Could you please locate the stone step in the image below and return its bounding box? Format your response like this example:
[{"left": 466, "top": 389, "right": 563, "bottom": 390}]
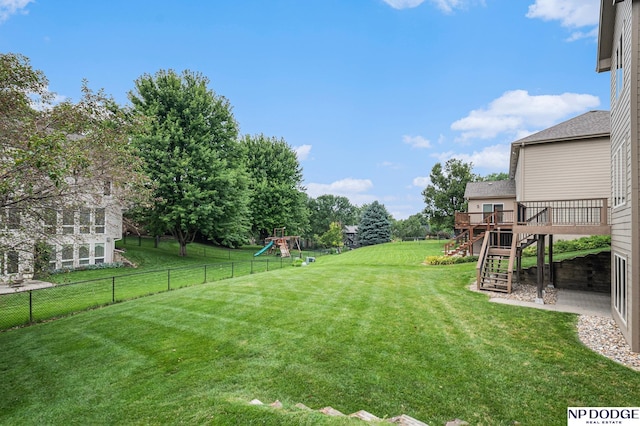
[{"left": 249, "top": 398, "right": 431, "bottom": 424}]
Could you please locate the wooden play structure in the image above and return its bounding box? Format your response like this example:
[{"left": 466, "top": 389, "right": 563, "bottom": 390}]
[{"left": 254, "top": 227, "right": 301, "bottom": 258}]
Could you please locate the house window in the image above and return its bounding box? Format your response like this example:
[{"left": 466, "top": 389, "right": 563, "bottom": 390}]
[
  {"left": 614, "top": 253, "right": 627, "bottom": 323},
  {"left": 7, "top": 208, "right": 20, "bottom": 230},
  {"left": 482, "top": 203, "right": 504, "bottom": 223},
  {"left": 79, "top": 244, "right": 90, "bottom": 266},
  {"left": 616, "top": 33, "right": 624, "bottom": 99},
  {"left": 613, "top": 143, "right": 627, "bottom": 208},
  {"left": 61, "top": 244, "right": 74, "bottom": 268},
  {"left": 94, "top": 243, "right": 105, "bottom": 264},
  {"left": 6, "top": 251, "right": 19, "bottom": 274},
  {"left": 79, "top": 208, "right": 91, "bottom": 234},
  {"left": 43, "top": 209, "right": 57, "bottom": 234},
  {"left": 94, "top": 208, "right": 105, "bottom": 234},
  {"left": 62, "top": 209, "right": 75, "bottom": 234},
  {"left": 47, "top": 244, "right": 57, "bottom": 271}
]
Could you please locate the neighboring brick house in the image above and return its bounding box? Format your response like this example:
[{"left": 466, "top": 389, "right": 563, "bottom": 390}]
[
  {"left": 597, "top": 0, "right": 640, "bottom": 351},
  {"left": 0, "top": 180, "right": 122, "bottom": 283}
]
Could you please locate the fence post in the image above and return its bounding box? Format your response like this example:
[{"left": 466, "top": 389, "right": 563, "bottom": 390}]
[
  {"left": 29, "top": 290, "right": 33, "bottom": 323},
  {"left": 251, "top": 260, "right": 253, "bottom": 274},
  {"left": 267, "top": 259, "right": 269, "bottom": 272},
  {"left": 204, "top": 265, "right": 207, "bottom": 283},
  {"left": 167, "top": 269, "right": 171, "bottom": 291},
  {"left": 231, "top": 262, "right": 234, "bottom": 278},
  {"left": 112, "top": 276, "right": 115, "bottom": 303}
]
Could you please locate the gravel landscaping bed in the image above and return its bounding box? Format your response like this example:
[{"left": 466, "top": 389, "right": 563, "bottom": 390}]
[{"left": 473, "top": 283, "right": 640, "bottom": 371}]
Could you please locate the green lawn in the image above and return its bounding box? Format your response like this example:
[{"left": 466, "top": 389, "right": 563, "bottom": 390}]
[{"left": 0, "top": 240, "right": 637, "bottom": 425}]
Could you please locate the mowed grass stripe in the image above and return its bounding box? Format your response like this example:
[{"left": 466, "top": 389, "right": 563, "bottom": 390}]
[{"left": 0, "top": 241, "right": 639, "bottom": 425}]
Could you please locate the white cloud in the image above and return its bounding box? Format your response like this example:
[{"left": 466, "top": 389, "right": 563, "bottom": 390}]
[
  {"left": 451, "top": 89, "right": 600, "bottom": 142},
  {"left": 380, "top": 161, "right": 404, "bottom": 170},
  {"left": 566, "top": 26, "right": 599, "bottom": 42},
  {"left": 432, "top": 143, "right": 511, "bottom": 171},
  {"left": 403, "top": 135, "right": 432, "bottom": 149},
  {"left": 293, "top": 144, "right": 312, "bottom": 161},
  {"left": 526, "top": 0, "right": 599, "bottom": 28},
  {"left": 306, "top": 178, "right": 375, "bottom": 206},
  {"left": 412, "top": 176, "right": 431, "bottom": 187},
  {"left": 382, "top": 0, "right": 426, "bottom": 10},
  {"left": 383, "top": 0, "right": 481, "bottom": 13},
  {"left": 0, "top": 0, "right": 34, "bottom": 23}
]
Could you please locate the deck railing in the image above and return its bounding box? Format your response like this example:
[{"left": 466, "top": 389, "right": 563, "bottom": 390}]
[
  {"left": 455, "top": 210, "right": 515, "bottom": 227},
  {"left": 516, "top": 198, "right": 610, "bottom": 227}
]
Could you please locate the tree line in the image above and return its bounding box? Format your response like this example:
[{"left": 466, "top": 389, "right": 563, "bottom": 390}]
[{"left": 1, "top": 53, "right": 500, "bottom": 257}]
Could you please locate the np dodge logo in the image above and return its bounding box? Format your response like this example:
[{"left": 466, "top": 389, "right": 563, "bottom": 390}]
[{"left": 568, "top": 408, "right": 640, "bottom": 425}]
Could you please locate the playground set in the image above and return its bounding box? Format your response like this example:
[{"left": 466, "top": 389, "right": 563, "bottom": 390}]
[{"left": 254, "top": 227, "right": 301, "bottom": 258}]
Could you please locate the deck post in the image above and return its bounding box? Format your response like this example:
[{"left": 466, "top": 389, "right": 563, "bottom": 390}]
[
  {"left": 536, "top": 234, "right": 545, "bottom": 302},
  {"left": 548, "top": 235, "right": 554, "bottom": 287}
]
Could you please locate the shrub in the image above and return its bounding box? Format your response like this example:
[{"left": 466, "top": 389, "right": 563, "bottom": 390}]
[
  {"left": 291, "top": 258, "right": 305, "bottom": 267},
  {"left": 424, "top": 255, "right": 478, "bottom": 265},
  {"left": 521, "top": 235, "right": 611, "bottom": 257}
]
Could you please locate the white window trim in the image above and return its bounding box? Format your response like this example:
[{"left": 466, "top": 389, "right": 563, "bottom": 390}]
[{"left": 613, "top": 253, "right": 627, "bottom": 324}]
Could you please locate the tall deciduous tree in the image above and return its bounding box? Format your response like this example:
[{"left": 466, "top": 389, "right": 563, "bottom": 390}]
[
  {"left": 392, "top": 213, "right": 429, "bottom": 240},
  {"left": 0, "top": 53, "right": 148, "bottom": 255},
  {"left": 240, "top": 134, "right": 308, "bottom": 240},
  {"left": 129, "top": 69, "right": 250, "bottom": 255},
  {"left": 317, "top": 221, "right": 345, "bottom": 251},
  {"left": 422, "top": 159, "right": 478, "bottom": 231},
  {"left": 306, "top": 194, "right": 359, "bottom": 239},
  {"left": 357, "top": 201, "right": 391, "bottom": 246}
]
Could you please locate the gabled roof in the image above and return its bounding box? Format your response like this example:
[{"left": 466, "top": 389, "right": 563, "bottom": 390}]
[
  {"left": 509, "top": 110, "right": 610, "bottom": 178},
  {"left": 344, "top": 225, "right": 358, "bottom": 234},
  {"left": 464, "top": 180, "right": 515, "bottom": 200}
]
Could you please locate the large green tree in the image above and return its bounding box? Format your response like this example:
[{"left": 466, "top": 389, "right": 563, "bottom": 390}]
[
  {"left": 357, "top": 201, "right": 392, "bottom": 246},
  {"left": 317, "top": 221, "right": 345, "bottom": 251},
  {"left": 422, "top": 159, "right": 478, "bottom": 231},
  {"left": 129, "top": 69, "right": 250, "bottom": 255},
  {"left": 392, "top": 213, "right": 429, "bottom": 240},
  {"left": 0, "top": 53, "right": 147, "bottom": 255},
  {"left": 306, "top": 194, "right": 360, "bottom": 239},
  {"left": 240, "top": 134, "right": 308, "bottom": 241}
]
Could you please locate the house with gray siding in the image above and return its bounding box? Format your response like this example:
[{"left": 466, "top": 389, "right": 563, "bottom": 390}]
[{"left": 597, "top": 0, "right": 640, "bottom": 351}]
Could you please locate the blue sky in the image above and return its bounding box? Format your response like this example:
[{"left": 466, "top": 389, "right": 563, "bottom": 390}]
[{"left": 1, "top": 0, "right": 608, "bottom": 219}]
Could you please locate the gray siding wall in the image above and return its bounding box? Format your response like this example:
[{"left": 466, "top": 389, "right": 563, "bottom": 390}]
[{"left": 610, "top": 0, "right": 637, "bottom": 349}]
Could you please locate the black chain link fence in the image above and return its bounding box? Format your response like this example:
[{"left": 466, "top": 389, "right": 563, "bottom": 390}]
[{"left": 0, "top": 255, "right": 323, "bottom": 331}]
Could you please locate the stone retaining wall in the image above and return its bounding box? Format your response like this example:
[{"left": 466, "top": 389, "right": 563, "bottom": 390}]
[{"left": 518, "top": 251, "right": 611, "bottom": 293}]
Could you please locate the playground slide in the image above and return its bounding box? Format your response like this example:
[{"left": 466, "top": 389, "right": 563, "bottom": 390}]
[{"left": 253, "top": 240, "right": 274, "bottom": 257}]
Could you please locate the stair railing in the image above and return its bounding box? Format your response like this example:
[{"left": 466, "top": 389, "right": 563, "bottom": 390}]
[{"left": 476, "top": 231, "right": 491, "bottom": 290}]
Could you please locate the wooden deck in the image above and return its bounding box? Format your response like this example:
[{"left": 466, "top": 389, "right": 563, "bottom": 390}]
[{"left": 455, "top": 198, "right": 610, "bottom": 236}]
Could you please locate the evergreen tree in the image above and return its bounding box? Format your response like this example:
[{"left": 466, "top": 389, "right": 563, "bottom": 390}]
[{"left": 357, "top": 201, "right": 392, "bottom": 246}]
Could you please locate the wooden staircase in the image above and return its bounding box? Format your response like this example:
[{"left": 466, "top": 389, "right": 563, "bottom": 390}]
[
  {"left": 445, "top": 211, "right": 504, "bottom": 256},
  {"left": 476, "top": 232, "right": 541, "bottom": 293},
  {"left": 478, "top": 247, "right": 511, "bottom": 291}
]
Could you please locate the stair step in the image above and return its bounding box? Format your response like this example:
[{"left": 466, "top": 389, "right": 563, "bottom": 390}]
[
  {"left": 388, "top": 414, "right": 430, "bottom": 425},
  {"left": 250, "top": 399, "right": 432, "bottom": 424},
  {"left": 319, "top": 406, "right": 344, "bottom": 416},
  {"left": 349, "top": 410, "right": 381, "bottom": 421}
]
